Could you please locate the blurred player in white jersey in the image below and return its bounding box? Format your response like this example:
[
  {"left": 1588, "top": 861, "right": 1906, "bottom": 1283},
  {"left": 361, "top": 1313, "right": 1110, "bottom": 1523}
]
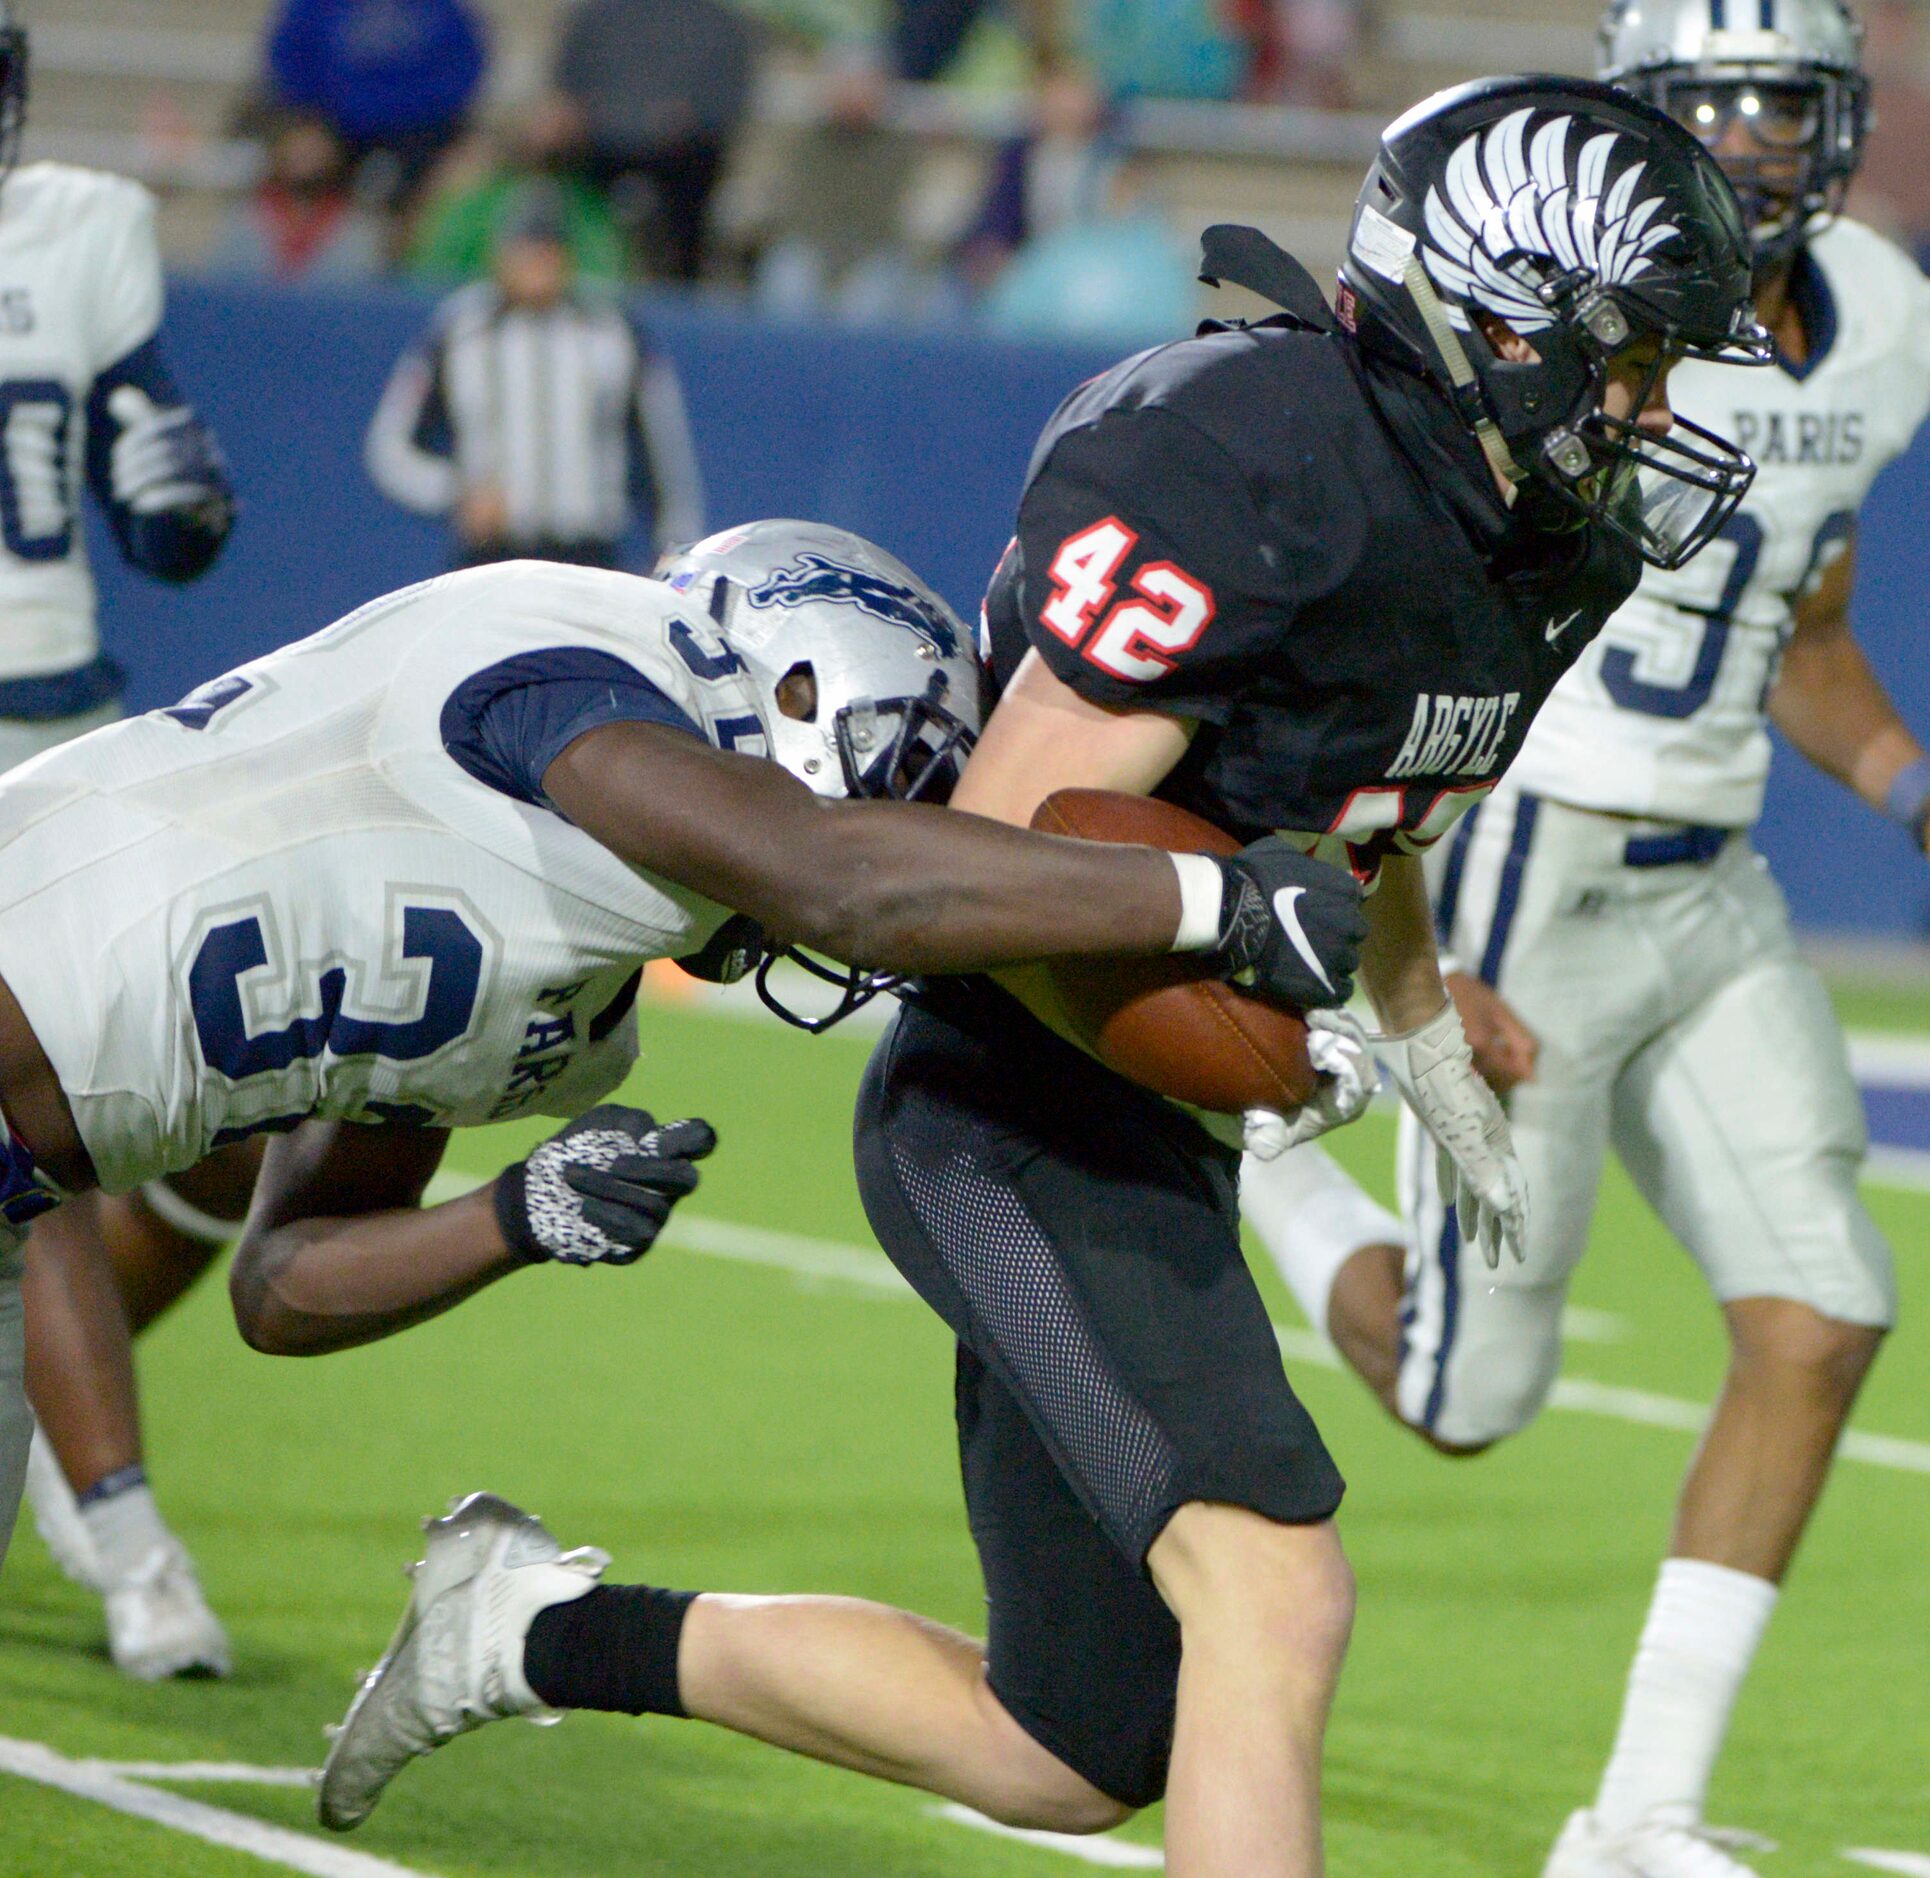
[
  {"left": 1248, "top": 3, "right": 1930, "bottom": 1871},
  {"left": 0, "top": 523, "right": 1347, "bottom": 1635},
  {"left": 0, "top": 0, "right": 251, "bottom": 1681}
]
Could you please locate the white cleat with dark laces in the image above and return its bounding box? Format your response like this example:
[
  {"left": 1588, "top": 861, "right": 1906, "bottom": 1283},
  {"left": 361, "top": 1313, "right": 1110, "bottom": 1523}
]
[
  {"left": 1545, "top": 1809, "right": 1772, "bottom": 1877},
  {"left": 317, "top": 1492, "right": 607, "bottom": 1832}
]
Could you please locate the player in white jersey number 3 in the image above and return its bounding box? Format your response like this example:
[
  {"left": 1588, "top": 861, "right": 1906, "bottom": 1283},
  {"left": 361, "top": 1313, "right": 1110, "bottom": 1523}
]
[
  {"left": 1248, "top": 3, "right": 1930, "bottom": 1872},
  {"left": 0, "top": 522, "right": 1372, "bottom": 1584}
]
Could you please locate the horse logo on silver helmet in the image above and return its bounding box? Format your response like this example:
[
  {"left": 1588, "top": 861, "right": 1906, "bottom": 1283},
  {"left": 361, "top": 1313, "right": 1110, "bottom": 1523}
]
[{"left": 745, "top": 554, "right": 962, "bottom": 660}]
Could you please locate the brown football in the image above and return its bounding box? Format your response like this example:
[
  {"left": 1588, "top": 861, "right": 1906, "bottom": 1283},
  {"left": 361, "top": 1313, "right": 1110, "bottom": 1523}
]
[{"left": 1026, "top": 789, "right": 1316, "bottom": 1115}]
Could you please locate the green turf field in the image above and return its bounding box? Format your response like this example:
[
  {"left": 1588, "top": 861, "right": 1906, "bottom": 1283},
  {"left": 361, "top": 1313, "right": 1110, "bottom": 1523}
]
[{"left": 2, "top": 981, "right": 1926, "bottom": 1877}]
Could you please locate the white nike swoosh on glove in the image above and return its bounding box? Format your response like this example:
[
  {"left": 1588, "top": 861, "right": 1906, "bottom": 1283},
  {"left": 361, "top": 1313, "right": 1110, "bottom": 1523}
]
[{"left": 1271, "top": 886, "right": 1334, "bottom": 994}]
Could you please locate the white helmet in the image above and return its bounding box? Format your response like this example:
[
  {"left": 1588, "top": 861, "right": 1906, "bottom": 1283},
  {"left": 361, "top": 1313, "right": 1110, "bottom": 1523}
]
[
  {"left": 659, "top": 519, "right": 979, "bottom": 805},
  {"left": 1599, "top": 0, "right": 1869, "bottom": 262},
  {"left": 656, "top": 520, "right": 982, "bottom": 1030}
]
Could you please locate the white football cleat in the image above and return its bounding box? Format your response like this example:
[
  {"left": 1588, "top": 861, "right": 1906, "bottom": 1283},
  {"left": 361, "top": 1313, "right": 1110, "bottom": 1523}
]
[
  {"left": 23, "top": 1425, "right": 102, "bottom": 1591},
  {"left": 1545, "top": 1810, "right": 1766, "bottom": 1877},
  {"left": 318, "top": 1491, "right": 607, "bottom": 1832},
  {"left": 105, "top": 1538, "right": 232, "bottom": 1681}
]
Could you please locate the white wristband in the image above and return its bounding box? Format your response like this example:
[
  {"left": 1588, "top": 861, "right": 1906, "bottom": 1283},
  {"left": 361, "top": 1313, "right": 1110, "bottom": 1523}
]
[{"left": 1170, "top": 852, "right": 1227, "bottom": 952}]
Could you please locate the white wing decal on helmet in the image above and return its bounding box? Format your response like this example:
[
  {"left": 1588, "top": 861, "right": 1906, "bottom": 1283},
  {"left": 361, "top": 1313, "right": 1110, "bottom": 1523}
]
[{"left": 1420, "top": 109, "right": 1680, "bottom": 330}]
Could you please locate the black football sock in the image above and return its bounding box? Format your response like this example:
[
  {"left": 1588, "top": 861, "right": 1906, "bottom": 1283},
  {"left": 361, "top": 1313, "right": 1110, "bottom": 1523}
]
[{"left": 522, "top": 1583, "right": 698, "bottom": 1717}]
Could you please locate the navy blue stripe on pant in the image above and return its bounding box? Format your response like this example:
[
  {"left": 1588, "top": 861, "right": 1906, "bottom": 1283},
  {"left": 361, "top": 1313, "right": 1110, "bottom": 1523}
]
[
  {"left": 1422, "top": 1209, "right": 1462, "bottom": 1433},
  {"left": 1477, "top": 793, "right": 1540, "bottom": 987},
  {"left": 1433, "top": 798, "right": 1483, "bottom": 946}
]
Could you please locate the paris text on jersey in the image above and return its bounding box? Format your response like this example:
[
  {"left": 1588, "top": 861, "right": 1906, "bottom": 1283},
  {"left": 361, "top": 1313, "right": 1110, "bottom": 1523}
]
[{"left": 1729, "top": 407, "right": 1862, "bottom": 466}]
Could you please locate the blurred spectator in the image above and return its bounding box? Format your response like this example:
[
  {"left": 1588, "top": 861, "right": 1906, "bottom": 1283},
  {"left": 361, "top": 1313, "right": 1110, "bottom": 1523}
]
[
  {"left": 957, "top": 66, "right": 1120, "bottom": 293},
  {"left": 265, "top": 0, "right": 487, "bottom": 209},
  {"left": 206, "top": 114, "right": 383, "bottom": 282},
  {"left": 552, "top": 0, "right": 756, "bottom": 281},
  {"left": 890, "top": 0, "right": 1070, "bottom": 79},
  {"left": 1069, "top": 0, "right": 1355, "bottom": 102},
  {"left": 751, "top": 50, "right": 916, "bottom": 319},
  {"left": 1849, "top": 0, "right": 1930, "bottom": 264},
  {"left": 1080, "top": 0, "right": 1248, "bottom": 99},
  {"left": 366, "top": 184, "right": 704, "bottom": 569},
  {"left": 978, "top": 160, "right": 1194, "bottom": 346},
  {"left": 409, "top": 97, "right": 625, "bottom": 284},
  {"left": 1236, "top": 0, "right": 1358, "bottom": 106}
]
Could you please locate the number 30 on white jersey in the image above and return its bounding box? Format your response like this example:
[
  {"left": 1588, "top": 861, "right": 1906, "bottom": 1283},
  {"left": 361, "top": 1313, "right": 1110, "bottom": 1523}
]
[{"left": 1510, "top": 218, "right": 1930, "bottom": 827}]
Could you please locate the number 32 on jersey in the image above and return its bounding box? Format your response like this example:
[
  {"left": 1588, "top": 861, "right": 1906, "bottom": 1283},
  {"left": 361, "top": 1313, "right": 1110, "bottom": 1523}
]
[{"left": 1040, "top": 517, "right": 1216, "bottom": 682}]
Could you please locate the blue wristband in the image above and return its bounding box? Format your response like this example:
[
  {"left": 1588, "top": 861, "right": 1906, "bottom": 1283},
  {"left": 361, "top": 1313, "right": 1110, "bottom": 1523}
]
[{"left": 1884, "top": 755, "right": 1930, "bottom": 842}]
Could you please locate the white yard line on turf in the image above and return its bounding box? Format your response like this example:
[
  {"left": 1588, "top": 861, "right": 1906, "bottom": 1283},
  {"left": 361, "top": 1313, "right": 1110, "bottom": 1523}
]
[
  {"left": 659, "top": 1212, "right": 1930, "bottom": 1478},
  {"left": 87, "top": 1760, "right": 318, "bottom": 1787},
  {"left": 1844, "top": 1853, "right": 1930, "bottom": 1876},
  {"left": 420, "top": 1177, "right": 1930, "bottom": 1471},
  {"left": 935, "top": 1804, "right": 1165, "bottom": 1868},
  {"left": 0, "top": 1735, "right": 432, "bottom": 1878}
]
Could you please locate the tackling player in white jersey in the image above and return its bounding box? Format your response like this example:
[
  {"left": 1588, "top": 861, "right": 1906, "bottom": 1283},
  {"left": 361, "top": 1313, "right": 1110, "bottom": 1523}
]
[
  {"left": 0, "top": 523, "right": 1364, "bottom": 1597},
  {"left": 1248, "top": 3, "right": 1930, "bottom": 1872},
  {"left": 0, "top": 0, "right": 250, "bottom": 1681}
]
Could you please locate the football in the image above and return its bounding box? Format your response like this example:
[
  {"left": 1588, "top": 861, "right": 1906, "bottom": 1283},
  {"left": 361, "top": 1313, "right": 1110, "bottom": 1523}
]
[{"left": 1026, "top": 789, "right": 1317, "bottom": 1115}]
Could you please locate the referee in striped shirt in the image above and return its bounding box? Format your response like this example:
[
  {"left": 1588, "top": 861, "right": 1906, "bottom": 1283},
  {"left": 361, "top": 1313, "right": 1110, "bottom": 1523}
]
[{"left": 366, "top": 183, "right": 704, "bottom": 568}]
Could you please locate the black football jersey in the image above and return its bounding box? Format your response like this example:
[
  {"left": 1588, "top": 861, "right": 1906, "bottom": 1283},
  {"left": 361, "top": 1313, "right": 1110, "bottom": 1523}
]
[{"left": 981, "top": 316, "right": 1643, "bottom": 881}]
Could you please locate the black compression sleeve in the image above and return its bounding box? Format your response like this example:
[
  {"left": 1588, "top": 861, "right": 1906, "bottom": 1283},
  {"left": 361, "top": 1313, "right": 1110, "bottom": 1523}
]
[{"left": 523, "top": 1583, "right": 699, "bottom": 1717}]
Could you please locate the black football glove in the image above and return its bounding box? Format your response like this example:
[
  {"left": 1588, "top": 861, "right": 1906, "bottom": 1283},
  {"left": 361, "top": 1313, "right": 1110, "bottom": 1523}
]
[
  {"left": 1211, "top": 838, "right": 1367, "bottom": 1008},
  {"left": 494, "top": 1105, "right": 717, "bottom": 1266}
]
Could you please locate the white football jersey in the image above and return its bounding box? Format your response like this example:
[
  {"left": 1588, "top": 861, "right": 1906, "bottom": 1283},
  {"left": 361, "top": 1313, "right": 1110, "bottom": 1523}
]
[
  {"left": 1509, "top": 219, "right": 1930, "bottom": 826},
  {"left": 0, "top": 163, "right": 166, "bottom": 682},
  {"left": 0, "top": 561, "right": 770, "bottom": 1192}
]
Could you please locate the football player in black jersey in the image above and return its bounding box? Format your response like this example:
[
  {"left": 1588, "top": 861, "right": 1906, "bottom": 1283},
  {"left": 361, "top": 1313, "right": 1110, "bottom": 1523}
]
[{"left": 311, "top": 78, "right": 1769, "bottom": 1875}]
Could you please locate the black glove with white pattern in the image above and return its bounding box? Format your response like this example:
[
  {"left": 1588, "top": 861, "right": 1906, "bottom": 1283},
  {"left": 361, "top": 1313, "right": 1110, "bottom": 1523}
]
[
  {"left": 495, "top": 1105, "right": 717, "bottom": 1266},
  {"left": 1212, "top": 838, "right": 1367, "bottom": 1009}
]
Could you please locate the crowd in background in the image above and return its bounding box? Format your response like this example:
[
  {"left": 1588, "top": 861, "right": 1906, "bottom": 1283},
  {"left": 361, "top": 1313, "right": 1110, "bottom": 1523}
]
[
  {"left": 200, "top": 0, "right": 1381, "bottom": 343},
  {"left": 199, "top": 0, "right": 1930, "bottom": 341}
]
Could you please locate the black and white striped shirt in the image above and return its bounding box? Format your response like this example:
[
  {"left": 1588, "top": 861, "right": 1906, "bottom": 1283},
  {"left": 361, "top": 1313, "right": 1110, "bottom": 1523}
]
[{"left": 365, "top": 282, "right": 704, "bottom": 553}]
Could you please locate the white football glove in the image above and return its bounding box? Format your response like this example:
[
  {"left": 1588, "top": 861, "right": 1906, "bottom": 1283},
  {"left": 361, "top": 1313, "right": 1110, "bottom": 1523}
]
[
  {"left": 107, "top": 385, "right": 228, "bottom": 516},
  {"left": 1373, "top": 1000, "right": 1526, "bottom": 1269},
  {"left": 1242, "top": 1007, "right": 1380, "bottom": 1161}
]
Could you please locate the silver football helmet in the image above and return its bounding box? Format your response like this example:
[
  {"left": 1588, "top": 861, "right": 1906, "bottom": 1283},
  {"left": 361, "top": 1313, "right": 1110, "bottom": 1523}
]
[
  {"left": 656, "top": 519, "right": 981, "bottom": 1029},
  {"left": 1600, "top": 0, "right": 1869, "bottom": 262}
]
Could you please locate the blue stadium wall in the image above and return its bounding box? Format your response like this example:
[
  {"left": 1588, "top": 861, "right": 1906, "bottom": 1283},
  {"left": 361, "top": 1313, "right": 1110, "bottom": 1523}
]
[{"left": 94, "top": 276, "right": 1930, "bottom": 939}]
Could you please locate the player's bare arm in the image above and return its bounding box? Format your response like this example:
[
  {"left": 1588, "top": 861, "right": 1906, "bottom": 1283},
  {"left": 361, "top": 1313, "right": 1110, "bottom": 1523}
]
[
  {"left": 549, "top": 678, "right": 1357, "bottom": 1003},
  {"left": 0, "top": 971, "right": 96, "bottom": 1194},
  {"left": 230, "top": 1106, "right": 715, "bottom": 1356},
  {"left": 1355, "top": 856, "right": 1448, "bottom": 1033},
  {"left": 546, "top": 707, "right": 1191, "bottom": 971},
  {"left": 228, "top": 1122, "right": 469, "bottom": 1355},
  {"left": 947, "top": 648, "right": 1196, "bottom": 824},
  {"left": 1767, "top": 534, "right": 1930, "bottom": 852}
]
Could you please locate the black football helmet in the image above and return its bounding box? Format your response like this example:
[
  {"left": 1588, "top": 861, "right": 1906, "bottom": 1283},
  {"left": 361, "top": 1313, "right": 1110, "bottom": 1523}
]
[
  {"left": 1337, "top": 75, "right": 1773, "bottom": 570},
  {"left": 0, "top": 3, "right": 25, "bottom": 184},
  {"left": 1600, "top": 0, "right": 1869, "bottom": 266}
]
